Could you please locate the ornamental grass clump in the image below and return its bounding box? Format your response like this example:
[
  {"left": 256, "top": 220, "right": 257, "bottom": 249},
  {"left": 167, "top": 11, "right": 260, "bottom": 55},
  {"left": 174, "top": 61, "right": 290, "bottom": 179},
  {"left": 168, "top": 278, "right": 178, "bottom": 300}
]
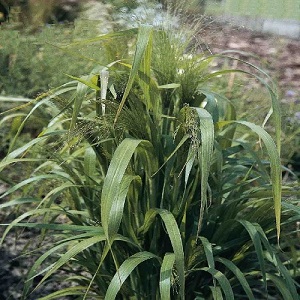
[{"left": 0, "top": 24, "right": 299, "bottom": 299}]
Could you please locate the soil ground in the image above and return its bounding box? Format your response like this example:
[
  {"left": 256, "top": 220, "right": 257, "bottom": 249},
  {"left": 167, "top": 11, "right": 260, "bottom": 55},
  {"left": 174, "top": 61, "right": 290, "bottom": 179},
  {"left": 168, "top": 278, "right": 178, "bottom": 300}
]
[{"left": 201, "top": 21, "right": 300, "bottom": 98}]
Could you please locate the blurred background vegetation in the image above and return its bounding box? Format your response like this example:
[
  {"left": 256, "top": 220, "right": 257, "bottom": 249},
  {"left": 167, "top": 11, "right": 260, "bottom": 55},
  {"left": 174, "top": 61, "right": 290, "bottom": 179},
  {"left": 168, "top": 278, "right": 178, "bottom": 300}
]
[{"left": 0, "top": 0, "right": 299, "bottom": 97}]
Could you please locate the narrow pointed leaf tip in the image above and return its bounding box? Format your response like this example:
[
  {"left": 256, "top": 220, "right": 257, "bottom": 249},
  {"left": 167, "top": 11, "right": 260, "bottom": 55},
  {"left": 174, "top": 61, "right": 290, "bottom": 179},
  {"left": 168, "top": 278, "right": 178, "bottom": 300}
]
[
  {"left": 217, "top": 120, "right": 282, "bottom": 240},
  {"left": 114, "top": 25, "right": 153, "bottom": 123},
  {"left": 105, "top": 252, "right": 158, "bottom": 300}
]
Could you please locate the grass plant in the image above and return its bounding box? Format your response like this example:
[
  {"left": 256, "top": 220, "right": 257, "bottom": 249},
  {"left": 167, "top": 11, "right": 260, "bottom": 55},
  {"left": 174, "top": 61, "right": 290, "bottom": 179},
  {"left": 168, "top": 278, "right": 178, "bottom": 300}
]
[{"left": 0, "top": 24, "right": 299, "bottom": 299}]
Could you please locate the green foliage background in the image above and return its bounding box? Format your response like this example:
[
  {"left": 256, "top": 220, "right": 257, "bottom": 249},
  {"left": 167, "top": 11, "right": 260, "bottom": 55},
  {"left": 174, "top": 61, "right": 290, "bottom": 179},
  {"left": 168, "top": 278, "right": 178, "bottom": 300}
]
[{"left": 0, "top": 24, "right": 100, "bottom": 97}]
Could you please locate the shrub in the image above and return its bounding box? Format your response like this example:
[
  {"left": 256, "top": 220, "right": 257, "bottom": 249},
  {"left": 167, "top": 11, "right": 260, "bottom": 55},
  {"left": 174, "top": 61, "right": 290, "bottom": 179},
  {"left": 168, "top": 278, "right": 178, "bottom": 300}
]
[{"left": 0, "top": 24, "right": 299, "bottom": 299}]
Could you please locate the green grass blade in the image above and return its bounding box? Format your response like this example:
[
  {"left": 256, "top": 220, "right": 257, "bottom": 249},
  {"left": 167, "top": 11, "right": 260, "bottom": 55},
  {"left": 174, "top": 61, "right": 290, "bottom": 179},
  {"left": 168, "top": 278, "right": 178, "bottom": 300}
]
[
  {"left": 38, "top": 286, "right": 89, "bottom": 300},
  {"left": 204, "top": 61, "right": 281, "bottom": 152},
  {"left": 199, "top": 236, "right": 215, "bottom": 269},
  {"left": 210, "top": 286, "right": 224, "bottom": 300},
  {"left": 152, "top": 134, "right": 190, "bottom": 177},
  {"left": 36, "top": 235, "right": 106, "bottom": 289},
  {"left": 137, "top": 25, "right": 152, "bottom": 111},
  {"left": 0, "top": 113, "right": 27, "bottom": 128},
  {"left": 184, "top": 145, "right": 196, "bottom": 189},
  {"left": 84, "top": 147, "right": 96, "bottom": 184},
  {"left": 7, "top": 87, "right": 75, "bottom": 153},
  {"left": 0, "top": 208, "right": 64, "bottom": 244},
  {"left": 104, "top": 251, "right": 158, "bottom": 300},
  {"left": 229, "top": 55, "right": 281, "bottom": 152},
  {"left": 238, "top": 220, "right": 267, "bottom": 289},
  {"left": 138, "top": 208, "right": 185, "bottom": 298},
  {"left": 5, "top": 136, "right": 47, "bottom": 160},
  {"left": 193, "top": 108, "right": 214, "bottom": 237},
  {"left": 156, "top": 209, "right": 185, "bottom": 299},
  {"left": 23, "top": 237, "right": 90, "bottom": 297},
  {"left": 0, "top": 174, "right": 66, "bottom": 199},
  {"left": 63, "top": 28, "right": 138, "bottom": 48},
  {"left": 0, "top": 158, "right": 45, "bottom": 171},
  {"left": 160, "top": 253, "right": 175, "bottom": 300},
  {"left": 0, "top": 197, "right": 40, "bottom": 209},
  {"left": 158, "top": 83, "right": 181, "bottom": 89},
  {"left": 216, "top": 257, "right": 255, "bottom": 300},
  {"left": 70, "top": 77, "right": 90, "bottom": 130},
  {"left": 66, "top": 74, "right": 100, "bottom": 91},
  {"left": 202, "top": 267, "right": 235, "bottom": 300},
  {"left": 114, "top": 25, "right": 153, "bottom": 123},
  {"left": 255, "top": 225, "right": 299, "bottom": 299},
  {"left": 138, "top": 209, "right": 158, "bottom": 234},
  {"left": 101, "top": 138, "right": 143, "bottom": 238},
  {"left": 282, "top": 201, "right": 300, "bottom": 215},
  {"left": 218, "top": 120, "right": 282, "bottom": 240},
  {"left": 23, "top": 230, "right": 108, "bottom": 298},
  {"left": 108, "top": 174, "right": 140, "bottom": 237},
  {"left": 1, "top": 125, "right": 66, "bottom": 170},
  {"left": 5, "top": 222, "right": 104, "bottom": 233},
  {"left": 237, "top": 121, "right": 282, "bottom": 241},
  {"left": 267, "top": 274, "right": 295, "bottom": 300}
]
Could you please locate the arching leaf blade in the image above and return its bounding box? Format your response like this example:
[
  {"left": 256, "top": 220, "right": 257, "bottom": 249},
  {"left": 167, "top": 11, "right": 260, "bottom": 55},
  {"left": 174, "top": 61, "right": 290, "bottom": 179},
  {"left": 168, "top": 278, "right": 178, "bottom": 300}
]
[
  {"left": 193, "top": 108, "right": 214, "bottom": 236},
  {"left": 101, "top": 138, "right": 143, "bottom": 239},
  {"left": 217, "top": 120, "right": 282, "bottom": 240},
  {"left": 160, "top": 253, "right": 175, "bottom": 300},
  {"left": 114, "top": 25, "right": 153, "bottom": 123},
  {"left": 104, "top": 251, "right": 158, "bottom": 300},
  {"left": 216, "top": 257, "right": 255, "bottom": 300},
  {"left": 202, "top": 267, "right": 235, "bottom": 300}
]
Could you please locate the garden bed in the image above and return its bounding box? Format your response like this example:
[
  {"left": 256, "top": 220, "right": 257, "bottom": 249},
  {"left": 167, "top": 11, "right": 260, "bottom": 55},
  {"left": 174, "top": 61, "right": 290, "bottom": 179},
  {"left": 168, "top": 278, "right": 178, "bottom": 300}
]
[{"left": 0, "top": 20, "right": 299, "bottom": 299}]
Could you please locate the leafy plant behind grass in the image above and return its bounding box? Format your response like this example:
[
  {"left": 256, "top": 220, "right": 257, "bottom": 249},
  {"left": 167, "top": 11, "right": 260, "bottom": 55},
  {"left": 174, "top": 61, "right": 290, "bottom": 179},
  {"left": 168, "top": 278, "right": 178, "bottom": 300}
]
[
  {"left": 1, "top": 24, "right": 300, "bottom": 299},
  {"left": 0, "top": 23, "right": 104, "bottom": 98}
]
